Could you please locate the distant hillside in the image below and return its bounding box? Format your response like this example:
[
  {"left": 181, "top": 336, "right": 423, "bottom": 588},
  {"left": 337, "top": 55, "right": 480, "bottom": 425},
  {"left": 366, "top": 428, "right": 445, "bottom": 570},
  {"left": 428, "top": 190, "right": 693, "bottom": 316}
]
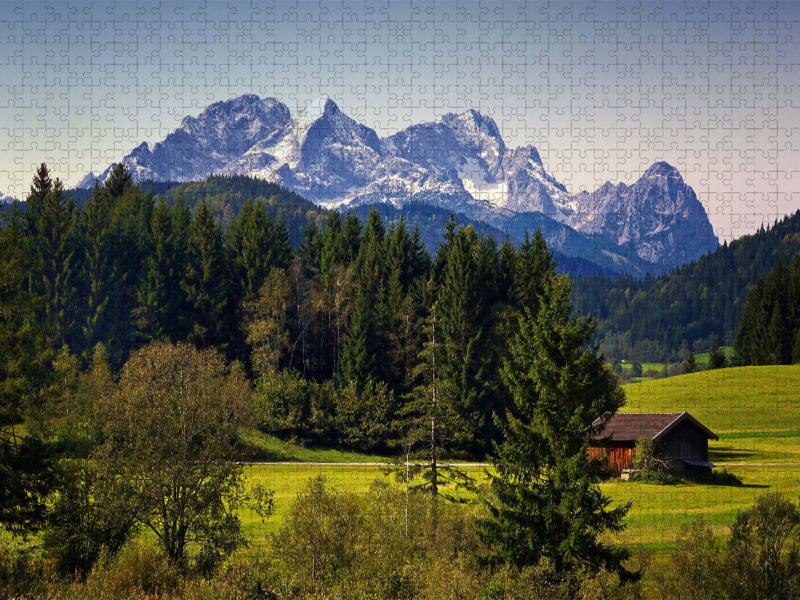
[
  {"left": 574, "top": 210, "right": 800, "bottom": 362},
  {"left": 102, "top": 175, "right": 621, "bottom": 278},
  {"left": 352, "top": 203, "right": 622, "bottom": 279},
  {"left": 154, "top": 175, "right": 328, "bottom": 248}
]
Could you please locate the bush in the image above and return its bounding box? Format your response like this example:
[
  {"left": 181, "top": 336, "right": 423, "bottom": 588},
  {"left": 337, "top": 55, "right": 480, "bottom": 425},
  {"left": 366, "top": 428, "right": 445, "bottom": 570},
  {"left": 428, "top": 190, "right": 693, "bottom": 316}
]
[
  {"left": 486, "top": 559, "right": 644, "bottom": 600},
  {"left": 333, "top": 379, "right": 397, "bottom": 452},
  {"left": 0, "top": 539, "right": 53, "bottom": 599},
  {"left": 253, "top": 370, "right": 336, "bottom": 444},
  {"left": 727, "top": 493, "right": 800, "bottom": 599},
  {"left": 627, "top": 470, "right": 680, "bottom": 485},
  {"left": 649, "top": 519, "right": 726, "bottom": 599},
  {"left": 647, "top": 495, "right": 800, "bottom": 600},
  {"left": 632, "top": 436, "right": 674, "bottom": 476},
  {"left": 44, "top": 464, "right": 135, "bottom": 577},
  {"left": 85, "top": 539, "right": 180, "bottom": 597},
  {"left": 271, "top": 476, "right": 482, "bottom": 598}
]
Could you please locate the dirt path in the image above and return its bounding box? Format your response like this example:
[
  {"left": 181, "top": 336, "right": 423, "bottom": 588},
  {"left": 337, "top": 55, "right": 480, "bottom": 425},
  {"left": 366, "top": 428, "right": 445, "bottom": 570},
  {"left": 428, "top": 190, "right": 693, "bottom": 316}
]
[{"left": 240, "top": 462, "right": 492, "bottom": 467}]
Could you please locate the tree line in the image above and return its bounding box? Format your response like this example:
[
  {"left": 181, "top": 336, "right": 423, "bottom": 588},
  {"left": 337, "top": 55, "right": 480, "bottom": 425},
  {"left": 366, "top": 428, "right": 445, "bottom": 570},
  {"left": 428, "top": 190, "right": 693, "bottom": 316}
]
[
  {"left": 733, "top": 255, "right": 800, "bottom": 366},
  {"left": 2, "top": 162, "right": 640, "bottom": 596},
  {"left": 573, "top": 210, "right": 800, "bottom": 362},
  {"left": 2, "top": 163, "right": 580, "bottom": 458}
]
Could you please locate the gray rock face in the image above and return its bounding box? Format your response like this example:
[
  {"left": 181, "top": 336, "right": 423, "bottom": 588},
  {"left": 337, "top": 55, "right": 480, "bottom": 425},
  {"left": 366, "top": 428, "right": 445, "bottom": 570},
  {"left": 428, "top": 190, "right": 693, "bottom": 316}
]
[
  {"left": 569, "top": 162, "right": 718, "bottom": 267},
  {"left": 91, "top": 95, "right": 719, "bottom": 269}
]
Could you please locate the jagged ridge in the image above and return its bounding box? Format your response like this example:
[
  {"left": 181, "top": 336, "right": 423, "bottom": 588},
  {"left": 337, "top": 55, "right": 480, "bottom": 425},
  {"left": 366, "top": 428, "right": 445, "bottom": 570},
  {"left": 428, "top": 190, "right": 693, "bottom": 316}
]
[{"left": 89, "top": 94, "right": 719, "bottom": 270}]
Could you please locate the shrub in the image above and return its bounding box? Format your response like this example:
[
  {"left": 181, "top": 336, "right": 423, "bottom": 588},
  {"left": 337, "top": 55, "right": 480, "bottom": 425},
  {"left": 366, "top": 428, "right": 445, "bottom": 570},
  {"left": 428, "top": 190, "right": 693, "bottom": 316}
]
[
  {"left": 85, "top": 539, "right": 180, "bottom": 597},
  {"left": 0, "top": 539, "right": 53, "bottom": 599},
  {"left": 649, "top": 519, "right": 726, "bottom": 599},
  {"left": 44, "top": 464, "right": 134, "bottom": 577},
  {"left": 632, "top": 436, "right": 674, "bottom": 476},
  {"left": 727, "top": 493, "right": 800, "bottom": 599},
  {"left": 271, "top": 476, "right": 482, "bottom": 598},
  {"left": 253, "top": 369, "right": 336, "bottom": 444},
  {"left": 333, "top": 379, "right": 397, "bottom": 452}
]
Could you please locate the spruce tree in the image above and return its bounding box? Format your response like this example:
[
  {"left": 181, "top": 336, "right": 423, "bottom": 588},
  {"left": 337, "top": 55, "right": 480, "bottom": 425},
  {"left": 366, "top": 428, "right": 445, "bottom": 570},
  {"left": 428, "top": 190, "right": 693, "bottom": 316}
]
[
  {"left": 477, "top": 274, "right": 632, "bottom": 580},
  {"left": 24, "top": 170, "right": 77, "bottom": 350},
  {"left": 396, "top": 303, "right": 471, "bottom": 499},
  {"left": 136, "top": 201, "right": 188, "bottom": 343},
  {"left": 683, "top": 351, "right": 698, "bottom": 374},
  {"left": 182, "top": 202, "right": 229, "bottom": 350},
  {"left": 338, "top": 291, "right": 377, "bottom": 387},
  {"left": 272, "top": 217, "right": 293, "bottom": 270},
  {"left": 707, "top": 337, "right": 728, "bottom": 370},
  {"left": 513, "top": 229, "right": 556, "bottom": 314},
  {"left": 436, "top": 225, "right": 492, "bottom": 454},
  {"left": 226, "top": 199, "right": 275, "bottom": 300}
]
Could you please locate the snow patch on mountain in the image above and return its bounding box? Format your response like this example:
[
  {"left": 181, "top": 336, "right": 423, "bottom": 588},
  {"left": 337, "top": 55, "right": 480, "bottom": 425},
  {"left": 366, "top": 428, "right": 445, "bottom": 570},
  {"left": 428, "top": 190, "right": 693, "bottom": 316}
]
[{"left": 86, "top": 94, "right": 719, "bottom": 269}]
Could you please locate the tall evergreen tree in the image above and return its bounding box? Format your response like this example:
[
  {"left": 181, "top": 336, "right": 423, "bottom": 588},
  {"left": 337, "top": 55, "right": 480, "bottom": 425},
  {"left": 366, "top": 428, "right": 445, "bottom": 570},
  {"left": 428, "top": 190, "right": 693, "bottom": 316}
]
[
  {"left": 226, "top": 199, "right": 275, "bottom": 300},
  {"left": 0, "top": 204, "right": 56, "bottom": 535},
  {"left": 683, "top": 352, "right": 698, "bottom": 374},
  {"left": 338, "top": 291, "right": 378, "bottom": 387},
  {"left": 397, "top": 303, "right": 472, "bottom": 499},
  {"left": 24, "top": 169, "right": 78, "bottom": 349},
  {"left": 707, "top": 336, "right": 727, "bottom": 370},
  {"left": 514, "top": 229, "right": 556, "bottom": 315},
  {"left": 182, "top": 202, "right": 229, "bottom": 350},
  {"left": 136, "top": 201, "right": 188, "bottom": 343},
  {"left": 436, "top": 225, "right": 494, "bottom": 454},
  {"left": 477, "top": 274, "right": 632, "bottom": 580}
]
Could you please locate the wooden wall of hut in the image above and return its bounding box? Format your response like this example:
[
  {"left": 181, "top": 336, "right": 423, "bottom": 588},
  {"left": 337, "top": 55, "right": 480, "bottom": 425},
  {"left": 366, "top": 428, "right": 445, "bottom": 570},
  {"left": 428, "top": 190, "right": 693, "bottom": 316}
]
[{"left": 588, "top": 446, "right": 634, "bottom": 477}]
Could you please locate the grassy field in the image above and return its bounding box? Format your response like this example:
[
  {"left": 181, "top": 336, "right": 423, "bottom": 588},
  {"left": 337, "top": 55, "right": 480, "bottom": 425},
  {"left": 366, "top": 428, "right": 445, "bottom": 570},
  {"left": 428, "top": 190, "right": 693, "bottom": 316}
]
[
  {"left": 236, "top": 365, "right": 800, "bottom": 555},
  {"left": 619, "top": 347, "right": 734, "bottom": 382},
  {"left": 237, "top": 461, "right": 799, "bottom": 556},
  {"left": 622, "top": 364, "right": 800, "bottom": 464}
]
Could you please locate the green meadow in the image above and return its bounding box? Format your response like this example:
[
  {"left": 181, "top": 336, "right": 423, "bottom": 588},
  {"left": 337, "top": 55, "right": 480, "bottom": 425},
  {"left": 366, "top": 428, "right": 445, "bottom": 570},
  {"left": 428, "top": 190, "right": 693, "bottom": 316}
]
[
  {"left": 622, "top": 364, "right": 800, "bottom": 464},
  {"left": 237, "top": 365, "right": 800, "bottom": 554}
]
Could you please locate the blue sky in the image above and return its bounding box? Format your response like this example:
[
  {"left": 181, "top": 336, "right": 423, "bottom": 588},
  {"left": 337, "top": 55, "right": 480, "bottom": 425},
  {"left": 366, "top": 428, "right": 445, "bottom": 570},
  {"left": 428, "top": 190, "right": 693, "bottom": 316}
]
[{"left": 1, "top": 0, "right": 798, "bottom": 239}]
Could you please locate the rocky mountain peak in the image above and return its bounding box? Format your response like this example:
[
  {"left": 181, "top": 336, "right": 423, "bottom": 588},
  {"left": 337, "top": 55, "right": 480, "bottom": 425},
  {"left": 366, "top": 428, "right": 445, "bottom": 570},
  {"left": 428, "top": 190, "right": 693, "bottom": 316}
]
[
  {"left": 85, "top": 93, "right": 719, "bottom": 270},
  {"left": 643, "top": 161, "right": 681, "bottom": 178}
]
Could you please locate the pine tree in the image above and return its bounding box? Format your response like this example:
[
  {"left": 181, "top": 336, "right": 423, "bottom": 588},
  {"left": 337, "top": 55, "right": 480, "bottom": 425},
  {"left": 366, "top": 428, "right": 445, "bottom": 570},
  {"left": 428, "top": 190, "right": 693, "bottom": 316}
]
[
  {"left": 436, "top": 225, "right": 492, "bottom": 454},
  {"left": 298, "top": 222, "right": 320, "bottom": 277},
  {"left": 396, "top": 303, "right": 472, "bottom": 499},
  {"left": 182, "top": 202, "right": 229, "bottom": 350},
  {"left": 136, "top": 201, "right": 188, "bottom": 343},
  {"left": 707, "top": 336, "right": 728, "bottom": 370},
  {"left": 513, "top": 229, "right": 556, "bottom": 314},
  {"left": 341, "top": 211, "right": 362, "bottom": 264},
  {"left": 0, "top": 203, "right": 56, "bottom": 535},
  {"left": 338, "top": 291, "right": 378, "bottom": 387},
  {"left": 226, "top": 199, "right": 275, "bottom": 300},
  {"left": 23, "top": 169, "right": 78, "bottom": 350},
  {"left": 272, "top": 217, "right": 293, "bottom": 271},
  {"left": 477, "top": 274, "right": 632, "bottom": 580},
  {"left": 683, "top": 351, "right": 698, "bottom": 374}
]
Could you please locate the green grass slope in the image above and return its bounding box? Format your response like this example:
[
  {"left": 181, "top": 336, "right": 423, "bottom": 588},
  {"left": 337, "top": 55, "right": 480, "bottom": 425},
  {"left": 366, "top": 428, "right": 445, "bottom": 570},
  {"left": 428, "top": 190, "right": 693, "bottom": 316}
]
[{"left": 622, "top": 365, "right": 800, "bottom": 463}]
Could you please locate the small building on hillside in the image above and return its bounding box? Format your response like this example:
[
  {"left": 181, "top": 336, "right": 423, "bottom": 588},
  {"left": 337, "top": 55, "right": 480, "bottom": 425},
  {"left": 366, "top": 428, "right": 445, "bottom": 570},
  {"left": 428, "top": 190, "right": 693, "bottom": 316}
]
[{"left": 588, "top": 412, "right": 718, "bottom": 477}]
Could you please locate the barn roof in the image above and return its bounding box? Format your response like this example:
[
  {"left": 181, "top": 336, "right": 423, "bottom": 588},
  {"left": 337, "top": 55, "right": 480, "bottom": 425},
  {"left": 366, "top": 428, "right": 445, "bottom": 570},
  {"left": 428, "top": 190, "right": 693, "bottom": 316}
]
[{"left": 592, "top": 412, "right": 718, "bottom": 443}]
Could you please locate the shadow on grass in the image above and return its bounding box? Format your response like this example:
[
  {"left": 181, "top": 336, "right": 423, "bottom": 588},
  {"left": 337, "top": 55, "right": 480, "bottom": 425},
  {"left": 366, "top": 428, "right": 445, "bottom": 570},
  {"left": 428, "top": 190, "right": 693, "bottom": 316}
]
[
  {"left": 689, "top": 469, "right": 769, "bottom": 489},
  {"left": 709, "top": 446, "right": 757, "bottom": 462}
]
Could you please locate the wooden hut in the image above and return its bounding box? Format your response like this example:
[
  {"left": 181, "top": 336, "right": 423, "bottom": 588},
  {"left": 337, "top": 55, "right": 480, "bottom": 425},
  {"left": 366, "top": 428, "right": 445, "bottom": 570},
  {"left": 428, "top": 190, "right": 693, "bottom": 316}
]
[{"left": 588, "top": 412, "right": 718, "bottom": 477}]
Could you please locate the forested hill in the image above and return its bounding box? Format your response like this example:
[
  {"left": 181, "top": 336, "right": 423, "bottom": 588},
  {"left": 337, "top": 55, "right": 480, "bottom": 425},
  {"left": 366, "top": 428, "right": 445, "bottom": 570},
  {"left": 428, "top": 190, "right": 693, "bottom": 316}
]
[
  {"left": 93, "top": 174, "right": 620, "bottom": 277},
  {"left": 155, "top": 176, "right": 328, "bottom": 247},
  {"left": 350, "top": 203, "right": 622, "bottom": 279},
  {"left": 573, "top": 210, "right": 800, "bottom": 362}
]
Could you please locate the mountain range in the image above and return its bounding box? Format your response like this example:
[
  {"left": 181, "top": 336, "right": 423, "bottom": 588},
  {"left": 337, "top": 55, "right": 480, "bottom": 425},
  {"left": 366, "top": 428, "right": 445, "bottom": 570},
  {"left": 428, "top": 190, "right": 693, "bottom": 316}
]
[{"left": 83, "top": 94, "right": 719, "bottom": 274}]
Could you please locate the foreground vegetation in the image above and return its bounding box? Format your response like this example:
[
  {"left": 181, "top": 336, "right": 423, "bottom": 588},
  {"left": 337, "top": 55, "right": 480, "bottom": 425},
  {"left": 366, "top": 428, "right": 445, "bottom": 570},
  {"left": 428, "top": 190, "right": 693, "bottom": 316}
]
[{"left": 5, "top": 164, "right": 800, "bottom": 599}]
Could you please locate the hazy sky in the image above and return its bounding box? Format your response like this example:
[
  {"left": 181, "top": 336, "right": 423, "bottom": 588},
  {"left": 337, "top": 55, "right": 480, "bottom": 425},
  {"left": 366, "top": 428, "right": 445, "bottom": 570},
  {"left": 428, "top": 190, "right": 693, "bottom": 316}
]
[{"left": 1, "top": 0, "right": 798, "bottom": 240}]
